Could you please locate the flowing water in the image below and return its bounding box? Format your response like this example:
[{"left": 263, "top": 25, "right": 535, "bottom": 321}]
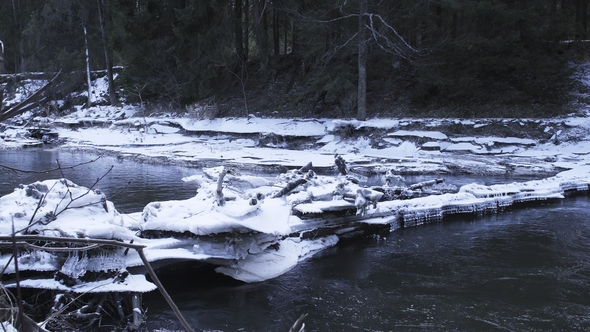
[
  {"left": 2, "top": 149, "right": 590, "bottom": 331},
  {"left": 143, "top": 196, "right": 590, "bottom": 331},
  {"left": 0, "top": 149, "right": 199, "bottom": 213}
]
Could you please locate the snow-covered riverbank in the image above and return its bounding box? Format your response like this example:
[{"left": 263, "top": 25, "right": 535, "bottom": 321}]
[{"left": 4, "top": 106, "right": 590, "bottom": 177}]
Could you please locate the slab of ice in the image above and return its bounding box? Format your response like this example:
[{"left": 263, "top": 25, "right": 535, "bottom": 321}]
[
  {"left": 388, "top": 130, "right": 448, "bottom": 140},
  {"left": 215, "top": 235, "right": 338, "bottom": 283}
]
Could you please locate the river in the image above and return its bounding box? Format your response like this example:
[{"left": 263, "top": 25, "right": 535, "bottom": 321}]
[{"left": 2, "top": 149, "right": 590, "bottom": 331}]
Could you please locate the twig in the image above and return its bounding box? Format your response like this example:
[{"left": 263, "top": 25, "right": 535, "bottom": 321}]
[
  {"left": 0, "top": 254, "right": 14, "bottom": 278},
  {"left": 136, "top": 248, "right": 195, "bottom": 332},
  {"left": 0, "top": 242, "right": 102, "bottom": 252},
  {"left": 0, "top": 156, "right": 102, "bottom": 174},
  {"left": 289, "top": 313, "right": 307, "bottom": 332},
  {"left": 52, "top": 163, "right": 114, "bottom": 218},
  {"left": 11, "top": 221, "right": 25, "bottom": 332},
  {"left": 22, "top": 181, "right": 58, "bottom": 234},
  {"left": 39, "top": 281, "right": 112, "bottom": 329},
  {"left": 104, "top": 181, "right": 132, "bottom": 201}
]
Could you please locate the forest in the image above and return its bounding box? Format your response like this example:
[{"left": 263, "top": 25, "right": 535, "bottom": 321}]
[{"left": 1, "top": 0, "right": 590, "bottom": 119}]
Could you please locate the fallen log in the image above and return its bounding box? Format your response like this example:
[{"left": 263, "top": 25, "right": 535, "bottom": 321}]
[
  {"left": 408, "top": 178, "right": 444, "bottom": 191},
  {"left": 273, "top": 170, "right": 315, "bottom": 198},
  {"left": 0, "top": 70, "right": 61, "bottom": 122},
  {"left": 299, "top": 162, "right": 313, "bottom": 173},
  {"left": 289, "top": 313, "right": 307, "bottom": 332}
]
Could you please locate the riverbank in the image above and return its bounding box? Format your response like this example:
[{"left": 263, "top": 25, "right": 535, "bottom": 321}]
[{"left": 3, "top": 106, "right": 590, "bottom": 177}]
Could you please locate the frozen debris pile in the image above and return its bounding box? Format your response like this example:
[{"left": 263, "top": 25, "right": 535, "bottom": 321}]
[
  {"left": 1, "top": 165, "right": 590, "bottom": 289},
  {"left": 1, "top": 163, "right": 590, "bottom": 329},
  {"left": 0, "top": 178, "right": 153, "bottom": 290},
  {"left": 0, "top": 179, "right": 133, "bottom": 239}
]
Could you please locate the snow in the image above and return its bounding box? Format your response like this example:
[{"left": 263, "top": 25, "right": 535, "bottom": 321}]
[
  {"left": 4, "top": 74, "right": 590, "bottom": 292},
  {"left": 389, "top": 130, "right": 448, "bottom": 140},
  {"left": 3, "top": 273, "right": 156, "bottom": 293}
]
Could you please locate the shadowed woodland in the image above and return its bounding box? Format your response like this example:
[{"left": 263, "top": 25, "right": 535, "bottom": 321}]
[{"left": 1, "top": 0, "right": 590, "bottom": 119}]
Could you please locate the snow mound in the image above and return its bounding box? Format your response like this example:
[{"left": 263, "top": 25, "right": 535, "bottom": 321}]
[{"left": 0, "top": 179, "right": 134, "bottom": 239}]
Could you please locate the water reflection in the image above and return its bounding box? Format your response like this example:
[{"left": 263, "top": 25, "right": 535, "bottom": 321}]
[
  {"left": 0, "top": 148, "right": 199, "bottom": 213},
  {"left": 2, "top": 149, "right": 590, "bottom": 331},
  {"left": 144, "top": 197, "right": 590, "bottom": 331}
]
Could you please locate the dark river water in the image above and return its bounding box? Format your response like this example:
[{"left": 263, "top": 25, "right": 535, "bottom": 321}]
[{"left": 2, "top": 149, "right": 590, "bottom": 331}]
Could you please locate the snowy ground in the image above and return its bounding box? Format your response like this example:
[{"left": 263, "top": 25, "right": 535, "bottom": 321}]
[{"left": 3, "top": 107, "right": 590, "bottom": 176}]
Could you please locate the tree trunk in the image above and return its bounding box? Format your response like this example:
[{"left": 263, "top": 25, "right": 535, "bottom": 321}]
[
  {"left": 97, "top": 0, "right": 117, "bottom": 105},
  {"left": 581, "top": 0, "right": 588, "bottom": 38},
  {"left": 12, "top": 0, "right": 23, "bottom": 72},
  {"left": 83, "top": 25, "right": 92, "bottom": 108},
  {"left": 284, "top": 15, "right": 288, "bottom": 55},
  {"left": 244, "top": 0, "right": 249, "bottom": 61},
  {"left": 273, "top": 6, "right": 280, "bottom": 56},
  {"left": 357, "top": 0, "right": 368, "bottom": 121},
  {"left": 292, "top": 17, "right": 298, "bottom": 54},
  {"left": 252, "top": 0, "right": 269, "bottom": 68},
  {"left": 235, "top": 0, "right": 244, "bottom": 61}
]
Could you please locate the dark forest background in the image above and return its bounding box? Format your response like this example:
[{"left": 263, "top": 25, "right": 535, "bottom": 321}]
[{"left": 2, "top": 0, "right": 590, "bottom": 119}]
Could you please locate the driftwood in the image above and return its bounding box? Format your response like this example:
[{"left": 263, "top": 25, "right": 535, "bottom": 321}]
[
  {"left": 289, "top": 313, "right": 307, "bottom": 332},
  {"left": 334, "top": 154, "right": 347, "bottom": 175},
  {"left": 273, "top": 170, "right": 315, "bottom": 198},
  {"left": 273, "top": 163, "right": 315, "bottom": 198},
  {"left": 216, "top": 167, "right": 229, "bottom": 206},
  {"left": 373, "top": 178, "right": 448, "bottom": 201},
  {"left": 298, "top": 161, "right": 313, "bottom": 173},
  {"left": 408, "top": 178, "right": 444, "bottom": 191},
  {"left": 0, "top": 70, "right": 61, "bottom": 122}
]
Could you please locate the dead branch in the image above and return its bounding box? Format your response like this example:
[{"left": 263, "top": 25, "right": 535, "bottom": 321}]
[
  {"left": 0, "top": 242, "right": 101, "bottom": 252},
  {"left": 408, "top": 178, "right": 444, "bottom": 191},
  {"left": 11, "top": 222, "right": 25, "bottom": 331},
  {"left": 334, "top": 154, "right": 347, "bottom": 175},
  {"left": 24, "top": 182, "right": 54, "bottom": 231},
  {"left": 289, "top": 313, "right": 307, "bottom": 332},
  {"left": 19, "top": 162, "right": 114, "bottom": 234},
  {"left": 0, "top": 70, "right": 61, "bottom": 122},
  {"left": 52, "top": 164, "right": 114, "bottom": 217},
  {"left": 0, "top": 156, "right": 102, "bottom": 175},
  {"left": 217, "top": 167, "right": 229, "bottom": 206},
  {"left": 273, "top": 170, "right": 315, "bottom": 198},
  {"left": 40, "top": 282, "right": 113, "bottom": 329},
  {"left": 299, "top": 162, "right": 313, "bottom": 174}
]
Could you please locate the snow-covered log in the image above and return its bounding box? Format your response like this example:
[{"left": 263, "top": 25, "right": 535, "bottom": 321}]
[
  {"left": 408, "top": 178, "right": 445, "bottom": 190},
  {"left": 0, "top": 70, "right": 60, "bottom": 122},
  {"left": 273, "top": 169, "right": 316, "bottom": 198}
]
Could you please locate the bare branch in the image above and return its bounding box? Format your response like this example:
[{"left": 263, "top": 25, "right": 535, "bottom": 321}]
[
  {"left": 0, "top": 242, "right": 102, "bottom": 252},
  {"left": 0, "top": 156, "right": 102, "bottom": 174},
  {"left": 366, "top": 13, "right": 418, "bottom": 61},
  {"left": 52, "top": 164, "right": 114, "bottom": 218},
  {"left": 321, "top": 32, "right": 359, "bottom": 66},
  {"left": 0, "top": 70, "right": 61, "bottom": 122}
]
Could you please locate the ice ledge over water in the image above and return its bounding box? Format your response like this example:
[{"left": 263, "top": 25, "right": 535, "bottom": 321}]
[{"left": 1, "top": 165, "right": 590, "bottom": 287}]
